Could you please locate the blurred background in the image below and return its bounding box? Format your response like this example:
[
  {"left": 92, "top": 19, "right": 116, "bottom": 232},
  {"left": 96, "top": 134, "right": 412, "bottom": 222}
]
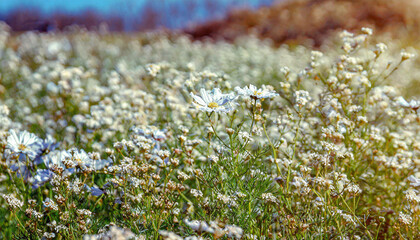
[
  {"left": 0, "top": 0, "right": 419, "bottom": 46},
  {"left": 0, "top": 0, "right": 275, "bottom": 31}
]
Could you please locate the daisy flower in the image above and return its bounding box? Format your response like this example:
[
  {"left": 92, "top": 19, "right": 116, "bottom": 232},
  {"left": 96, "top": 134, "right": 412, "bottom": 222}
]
[
  {"left": 235, "top": 84, "right": 278, "bottom": 99},
  {"left": 6, "top": 129, "right": 43, "bottom": 160},
  {"left": 190, "top": 88, "right": 237, "bottom": 113}
]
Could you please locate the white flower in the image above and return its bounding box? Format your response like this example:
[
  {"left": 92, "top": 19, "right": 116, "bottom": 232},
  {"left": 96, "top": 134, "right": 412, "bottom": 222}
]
[
  {"left": 407, "top": 175, "right": 420, "bottom": 187},
  {"left": 6, "top": 129, "right": 42, "bottom": 160},
  {"left": 43, "top": 198, "right": 58, "bottom": 211},
  {"left": 71, "top": 149, "right": 91, "bottom": 169},
  {"left": 83, "top": 226, "right": 136, "bottom": 240},
  {"left": 235, "top": 84, "right": 278, "bottom": 99},
  {"left": 190, "top": 189, "right": 203, "bottom": 198},
  {"left": 399, "top": 212, "right": 412, "bottom": 225},
  {"left": 224, "top": 224, "right": 243, "bottom": 239},
  {"left": 294, "top": 90, "right": 311, "bottom": 107},
  {"left": 132, "top": 126, "right": 166, "bottom": 141},
  {"left": 159, "top": 230, "right": 183, "bottom": 240},
  {"left": 396, "top": 96, "right": 420, "bottom": 110},
  {"left": 184, "top": 219, "right": 214, "bottom": 234},
  {"left": 374, "top": 43, "right": 387, "bottom": 55},
  {"left": 70, "top": 149, "right": 111, "bottom": 170},
  {"left": 361, "top": 27, "right": 373, "bottom": 35},
  {"left": 401, "top": 50, "right": 415, "bottom": 61},
  {"left": 1, "top": 194, "right": 24, "bottom": 209},
  {"left": 43, "top": 150, "right": 74, "bottom": 175},
  {"left": 190, "top": 88, "right": 236, "bottom": 113}
]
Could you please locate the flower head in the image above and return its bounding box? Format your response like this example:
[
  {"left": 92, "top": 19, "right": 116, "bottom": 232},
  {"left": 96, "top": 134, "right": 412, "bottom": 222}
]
[
  {"left": 6, "top": 129, "right": 42, "bottom": 160},
  {"left": 235, "top": 84, "right": 278, "bottom": 99},
  {"left": 190, "top": 88, "right": 236, "bottom": 113},
  {"left": 41, "top": 135, "right": 60, "bottom": 153},
  {"left": 34, "top": 135, "right": 60, "bottom": 165},
  {"left": 396, "top": 96, "right": 420, "bottom": 111},
  {"left": 408, "top": 175, "right": 420, "bottom": 187},
  {"left": 90, "top": 186, "right": 105, "bottom": 196},
  {"left": 70, "top": 148, "right": 111, "bottom": 171},
  {"left": 32, "top": 169, "right": 55, "bottom": 189},
  {"left": 43, "top": 198, "right": 58, "bottom": 211},
  {"left": 132, "top": 126, "right": 166, "bottom": 141}
]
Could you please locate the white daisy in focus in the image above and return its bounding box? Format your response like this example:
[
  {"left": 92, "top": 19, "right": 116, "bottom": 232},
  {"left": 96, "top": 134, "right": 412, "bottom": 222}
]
[
  {"left": 6, "top": 129, "right": 42, "bottom": 160},
  {"left": 190, "top": 88, "right": 237, "bottom": 113},
  {"left": 396, "top": 97, "right": 420, "bottom": 111},
  {"left": 235, "top": 84, "right": 278, "bottom": 99}
]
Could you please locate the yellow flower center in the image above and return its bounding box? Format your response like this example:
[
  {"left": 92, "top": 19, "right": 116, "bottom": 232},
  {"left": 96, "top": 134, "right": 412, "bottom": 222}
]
[
  {"left": 207, "top": 102, "right": 219, "bottom": 108},
  {"left": 18, "top": 144, "right": 27, "bottom": 151},
  {"left": 253, "top": 91, "right": 262, "bottom": 95}
]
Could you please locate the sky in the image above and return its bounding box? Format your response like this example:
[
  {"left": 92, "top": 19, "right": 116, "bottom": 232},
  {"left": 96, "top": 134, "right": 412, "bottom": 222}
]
[
  {"left": 0, "top": 0, "right": 275, "bottom": 29},
  {"left": 0, "top": 0, "right": 138, "bottom": 14},
  {"left": 0, "top": 0, "right": 274, "bottom": 14}
]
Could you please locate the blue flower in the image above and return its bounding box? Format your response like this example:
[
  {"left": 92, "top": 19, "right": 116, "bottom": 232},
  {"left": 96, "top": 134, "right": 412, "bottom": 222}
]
[
  {"left": 41, "top": 135, "right": 60, "bottom": 153},
  {"left": 34, "top": 135, "right": 60, "bottom": 165},
  {"left": 32, "top": 169, "right": 54, "bottom": 189},
  {"left": 90, "top": 186, "right": 105, "bottom": 196}
]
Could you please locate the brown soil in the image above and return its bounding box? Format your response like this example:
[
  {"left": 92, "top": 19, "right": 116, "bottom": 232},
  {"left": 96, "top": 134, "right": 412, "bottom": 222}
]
[{"left": 185, "top": 0, "right": 420, "bottom": 46}]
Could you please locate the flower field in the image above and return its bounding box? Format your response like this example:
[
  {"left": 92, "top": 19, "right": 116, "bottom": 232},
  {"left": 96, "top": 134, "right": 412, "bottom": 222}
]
[{"left": 0, "top": 23, "right": 419, "bottom": 239}]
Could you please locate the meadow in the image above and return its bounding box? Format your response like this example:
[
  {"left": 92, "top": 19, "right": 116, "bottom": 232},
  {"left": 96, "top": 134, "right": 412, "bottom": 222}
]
[{"left": 0, "top": 23, "right": 419, "bottom": 239}]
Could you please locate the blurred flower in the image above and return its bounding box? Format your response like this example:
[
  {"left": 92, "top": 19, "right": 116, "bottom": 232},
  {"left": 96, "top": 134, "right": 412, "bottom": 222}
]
[
  {"left": 132, "top": 126, "right": 166, "bottom": 142},
  {"left": 235, "top": 84, "right": 278, "bottom": 99},
  {"left": 407, "top": 175, "right": 420, "bottom": 187},
  {"left": 41, "top": 135, "right": 60, "bottom": 153},
  {"left": 84, "top": 226, "right": 137, "bottom": 240},
  {"left": 224, "top": 224, "right": 243, "bottom": 239},
  {"left": 70, "top": 149, "right": 111, "bottom": 171},
  {"left": 184, "top": 219, "right": 215, "bottom": 234},
  {"left": 34, "top": 135, "right": 60, "bottom": 165},
  {"left": 32, "top": 169, "right": 54, "bottom": 189},
  {"left": 396, "top": 96, "right": 420, "bottom": 110},
  {"left": 90, "top": 186, "right": 105, "bottom": 197}
]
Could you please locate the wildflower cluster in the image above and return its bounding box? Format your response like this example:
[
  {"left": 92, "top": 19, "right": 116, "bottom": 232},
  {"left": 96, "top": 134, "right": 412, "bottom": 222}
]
[{"left": 0, "top": 24, "right": 419, "bottom": 239}]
